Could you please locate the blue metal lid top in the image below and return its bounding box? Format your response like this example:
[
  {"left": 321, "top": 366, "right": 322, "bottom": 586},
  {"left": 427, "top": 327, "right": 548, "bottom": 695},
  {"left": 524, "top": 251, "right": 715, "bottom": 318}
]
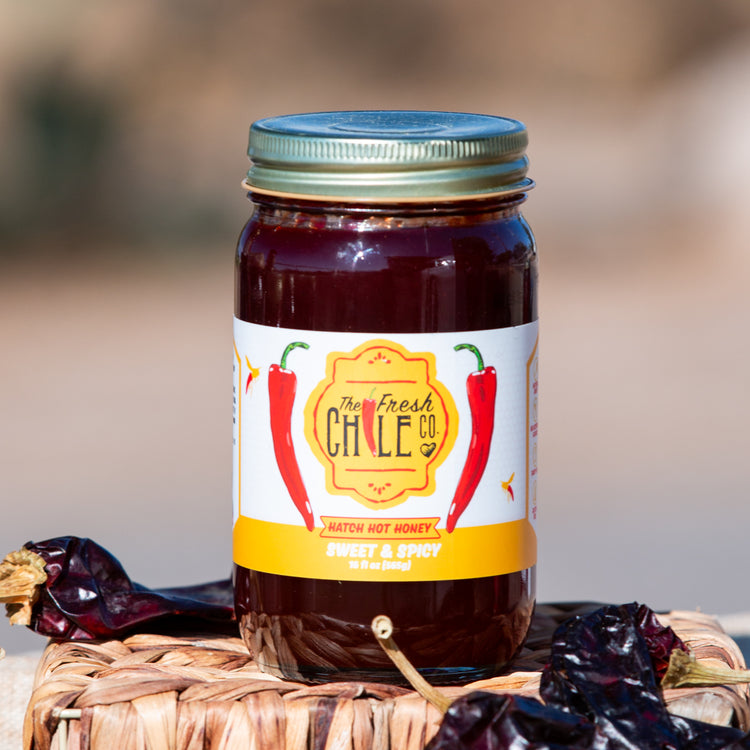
[{"left": 245, "top": 111, "right": 532, "bottom": 201}]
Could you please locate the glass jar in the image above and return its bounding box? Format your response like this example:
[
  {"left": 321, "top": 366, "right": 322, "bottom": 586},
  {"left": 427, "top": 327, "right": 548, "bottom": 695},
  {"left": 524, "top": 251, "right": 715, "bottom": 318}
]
[{"left": 233, "top": 111, "right": 538, "bottom": 685}]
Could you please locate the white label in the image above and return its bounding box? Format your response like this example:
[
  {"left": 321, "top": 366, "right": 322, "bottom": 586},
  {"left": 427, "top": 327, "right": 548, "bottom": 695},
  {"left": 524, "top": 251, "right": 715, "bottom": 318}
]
[{"left": 233, "top": 320, "right": 538, "bottom": 581}]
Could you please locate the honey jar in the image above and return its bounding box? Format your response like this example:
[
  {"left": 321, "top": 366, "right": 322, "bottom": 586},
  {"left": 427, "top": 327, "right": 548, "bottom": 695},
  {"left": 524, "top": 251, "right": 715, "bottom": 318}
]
[{"left": 233, "top": 111, "right": 538, "bottom": 684}]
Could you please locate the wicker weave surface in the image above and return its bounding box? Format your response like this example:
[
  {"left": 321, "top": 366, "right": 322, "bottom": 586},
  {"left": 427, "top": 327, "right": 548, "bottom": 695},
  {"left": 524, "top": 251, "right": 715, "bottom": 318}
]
[{"left": 24, "top": 603, "right": 750, "bottom": 750}]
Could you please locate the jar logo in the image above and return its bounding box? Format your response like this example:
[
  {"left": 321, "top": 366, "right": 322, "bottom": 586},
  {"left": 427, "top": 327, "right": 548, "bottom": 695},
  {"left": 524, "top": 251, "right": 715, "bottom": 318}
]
[{"left": 304, "top": 340, "right": 458, "bottom": 509}]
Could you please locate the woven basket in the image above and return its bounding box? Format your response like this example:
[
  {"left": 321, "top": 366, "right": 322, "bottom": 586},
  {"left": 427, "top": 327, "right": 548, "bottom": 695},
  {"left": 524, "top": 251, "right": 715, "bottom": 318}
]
[{"left": 24, "top": 603, "right": 750, "bottom": 750}]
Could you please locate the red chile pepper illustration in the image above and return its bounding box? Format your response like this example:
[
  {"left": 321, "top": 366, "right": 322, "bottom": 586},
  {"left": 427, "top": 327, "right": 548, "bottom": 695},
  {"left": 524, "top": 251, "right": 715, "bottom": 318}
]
[
  {"left": 268, "top": 341, "right": 315, "bottom": 531},
  {"left": 446, "top": 343, "right": 497, "bottom": 533},
  {"left": 362, "top": 388, "right": 377, "bottom": 457}
]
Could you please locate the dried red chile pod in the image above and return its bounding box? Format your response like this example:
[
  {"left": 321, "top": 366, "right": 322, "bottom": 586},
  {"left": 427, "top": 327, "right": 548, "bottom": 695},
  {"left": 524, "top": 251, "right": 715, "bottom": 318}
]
[
  {"left": 540, "top": 602, "right": 687, "bottom": 748},
  {"left": 540, "top": 603, "right": 750, "bottom": 749},
  {"left": 21, "top": 536, "right": 235, "bottom": 639},
  {"left": 634, "top": 601, "right": 690, "bottom": 680},
  {"left": 428, "top": 603, "right": 750, "bottom": 750},
  {"left": 430, "top": 692, "right": 597, "bottom": 750}
]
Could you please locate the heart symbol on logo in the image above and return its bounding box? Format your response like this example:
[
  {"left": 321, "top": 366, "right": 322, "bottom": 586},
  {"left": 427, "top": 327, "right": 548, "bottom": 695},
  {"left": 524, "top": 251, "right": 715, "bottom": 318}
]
[{"left": 420, "top": 442, "right": 437, "bottom": 458}]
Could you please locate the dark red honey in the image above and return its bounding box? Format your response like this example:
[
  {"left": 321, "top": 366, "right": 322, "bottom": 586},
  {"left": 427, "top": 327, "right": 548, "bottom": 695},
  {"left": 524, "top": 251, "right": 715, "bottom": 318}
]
[{"left": 234, "top": 194, "right": 537, "bottom": 684}]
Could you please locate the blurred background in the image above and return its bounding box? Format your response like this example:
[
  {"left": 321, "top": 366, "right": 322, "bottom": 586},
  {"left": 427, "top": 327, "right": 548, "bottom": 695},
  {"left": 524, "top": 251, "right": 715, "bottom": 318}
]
[{"left": 2, "top": 0, "right": 750, "bottom": 657}]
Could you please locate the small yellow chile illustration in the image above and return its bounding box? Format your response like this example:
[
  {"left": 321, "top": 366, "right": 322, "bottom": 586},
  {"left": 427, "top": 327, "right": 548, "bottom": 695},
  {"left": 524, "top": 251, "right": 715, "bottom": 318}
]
[
  {"left": 244, "top": 357, "right": 261, "bottom": 394},
  {"left": 501, "top": 472, "right": 515, "bottom": 502}
]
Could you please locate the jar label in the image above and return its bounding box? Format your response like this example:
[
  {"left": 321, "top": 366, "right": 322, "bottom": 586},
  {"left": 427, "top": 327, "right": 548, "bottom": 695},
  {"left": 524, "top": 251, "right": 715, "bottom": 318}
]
[{"left": 233, "top": 320, "right": 538, "bottom": 582}]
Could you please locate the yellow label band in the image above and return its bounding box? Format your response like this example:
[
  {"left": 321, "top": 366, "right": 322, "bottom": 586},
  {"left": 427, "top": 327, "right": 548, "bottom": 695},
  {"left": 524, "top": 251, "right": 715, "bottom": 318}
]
[{"left": 234, "top": 516, "right": 536, "bottom": 582}]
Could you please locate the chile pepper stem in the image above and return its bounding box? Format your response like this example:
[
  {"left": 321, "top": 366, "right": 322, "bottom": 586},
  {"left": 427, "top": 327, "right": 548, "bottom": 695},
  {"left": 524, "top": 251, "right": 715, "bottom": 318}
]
[
  {"left": 454, "top": 343, "right": 484, "bottom": 371},
  {"left": 279, "top": 341, "right": 310, "bottom": 369},
  {"left": 0, "top": 548, "right": 47, "bottom": 627},
  {"left": 661, "top": 648, "right": 750, "bottom": 689},
  {"left": 371, "top": 615, "right": 452, "bottom": 714}
]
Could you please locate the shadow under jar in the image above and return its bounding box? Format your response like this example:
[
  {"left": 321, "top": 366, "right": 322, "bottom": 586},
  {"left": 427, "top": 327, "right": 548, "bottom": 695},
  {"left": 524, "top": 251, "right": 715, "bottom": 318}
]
[{"left": 233, "top": 111, "right": 539, "bottom": 685}]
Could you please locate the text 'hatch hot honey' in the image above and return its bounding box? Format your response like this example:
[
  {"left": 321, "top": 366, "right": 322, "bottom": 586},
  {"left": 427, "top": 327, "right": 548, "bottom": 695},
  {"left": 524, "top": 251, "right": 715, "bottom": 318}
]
[{"left": 233, "top": 111, "right": 538, "bottom": 684}]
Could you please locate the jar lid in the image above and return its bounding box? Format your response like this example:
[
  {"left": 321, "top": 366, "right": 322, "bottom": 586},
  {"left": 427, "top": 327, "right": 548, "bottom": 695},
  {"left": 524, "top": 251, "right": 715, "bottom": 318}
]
[{"left": 245, "top": 110, "right": 532, "bottom": 201}]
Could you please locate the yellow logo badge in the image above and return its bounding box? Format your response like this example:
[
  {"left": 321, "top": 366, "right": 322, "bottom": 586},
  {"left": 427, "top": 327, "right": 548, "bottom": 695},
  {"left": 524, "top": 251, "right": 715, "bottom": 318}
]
[{"left": 305, "top": 340, "right": 458, "bottom": 509}]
